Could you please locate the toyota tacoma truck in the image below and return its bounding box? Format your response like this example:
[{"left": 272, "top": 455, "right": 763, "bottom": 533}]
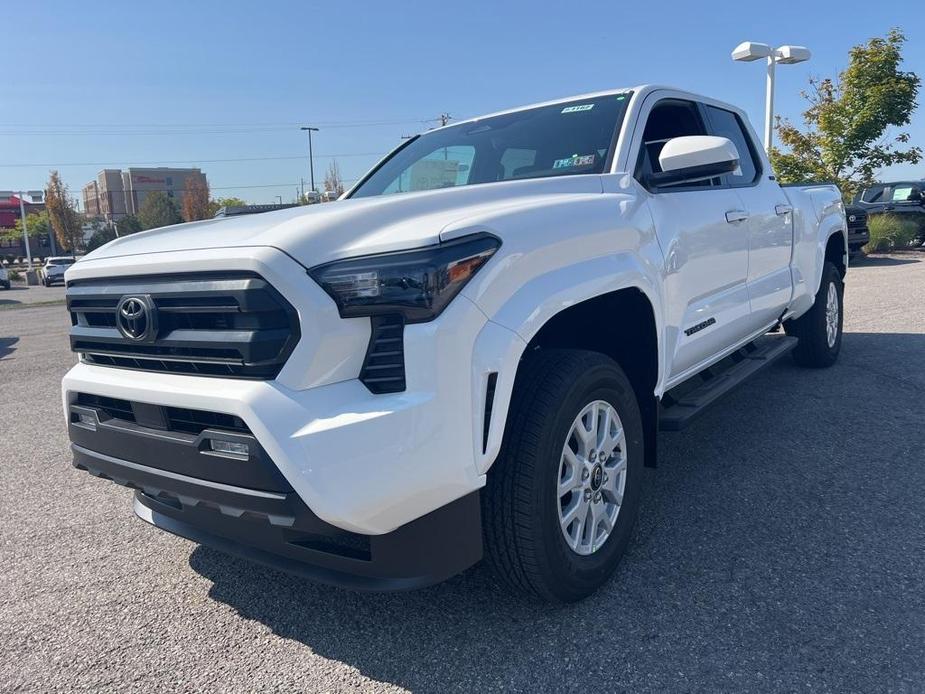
[{"left": 62, "top": 86, "right": 847, "bottom": 602}]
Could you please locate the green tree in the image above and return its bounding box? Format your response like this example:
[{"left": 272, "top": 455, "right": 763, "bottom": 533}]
[
  {"left": 86, "top": 225, "right": 118, "bottom": 252},
  {"left": 208, "top": 196, "right": 247, "bottom": 217},
  {"left": 116, "top": 215, "right": 143, "bottom": 236},
  {"left": 45, "top": 171, "right": 84, "bottom": 252},
  {"left": 137, "top": 191, "right": 182, "bottom": 230},
  {"left": 0, "top": 209, "right": 51, "bottom": 244},
  {"left": 770, "top": 29, "right": 921, "bottom": 201}
]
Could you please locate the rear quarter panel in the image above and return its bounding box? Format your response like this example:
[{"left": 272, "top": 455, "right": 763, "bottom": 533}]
[{"left": 783, "top": 185, "right": 846, "bottom": 318}]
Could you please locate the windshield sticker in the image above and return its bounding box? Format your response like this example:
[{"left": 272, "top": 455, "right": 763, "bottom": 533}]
[
  {"left": 553, "top": 154, "right": 595, "bottom": 169},
  {"left": 561, "top": 104, "right": 594, "bottom": 113}
]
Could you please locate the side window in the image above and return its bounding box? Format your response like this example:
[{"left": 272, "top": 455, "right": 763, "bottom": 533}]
[
  {"left": 704, "top": 105, "right": 760, "bottom": 186},
  {"left": 861, "top": 185, "right": 887, "bottom": 203},
  {"left": 381, "top": 145, "right": 476, "bottom": 195},
  {"left": 635, "top": 99, "right": 712, "bottom": 189}
]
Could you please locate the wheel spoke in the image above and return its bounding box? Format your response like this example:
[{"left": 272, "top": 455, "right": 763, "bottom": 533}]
[{"left": 603, "top": 488, "right": 623, "bottom": 507}]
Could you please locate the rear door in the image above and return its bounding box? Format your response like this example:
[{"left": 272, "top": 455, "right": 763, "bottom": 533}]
[
  {"left": 633, "top": 97, "right": 753, "bottom": 384},
  {"left": 703, "top": 104, "right": 794, "bottom": 329}
]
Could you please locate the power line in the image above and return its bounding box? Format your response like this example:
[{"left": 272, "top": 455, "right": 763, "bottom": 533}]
[
  {"left": 2, "top": 152, "right": 388, "bottom": 168},
  {"left": 0, "top": 117, "right": 432, "bottom": 128},
  {"left": 0, "top": 119, "right": 438, "bottom": 137}
]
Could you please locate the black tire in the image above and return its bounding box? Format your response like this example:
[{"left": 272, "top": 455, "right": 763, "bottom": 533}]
[
  {"left": 482, "top": 349, "right": 644, "bottom": 602},
  {"left": 784, "top": 261, "right": 843, "bottom": 368}
]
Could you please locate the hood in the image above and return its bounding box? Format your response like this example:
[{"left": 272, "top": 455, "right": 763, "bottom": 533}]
[{"left": 83, "top": 175, "right": 604, "bottom": 268}]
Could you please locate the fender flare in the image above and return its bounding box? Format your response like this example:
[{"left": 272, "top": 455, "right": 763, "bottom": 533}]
[{"left": 469, "top": 252, "right": 664, "bottom": 474}]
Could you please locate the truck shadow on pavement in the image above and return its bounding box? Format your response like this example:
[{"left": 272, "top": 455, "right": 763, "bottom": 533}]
[
  {"left": 189, "top": 331, "right": 925, "bottom": 692},
  {"left": 0, "top": 336, "right": 19, "bottom": 358}
]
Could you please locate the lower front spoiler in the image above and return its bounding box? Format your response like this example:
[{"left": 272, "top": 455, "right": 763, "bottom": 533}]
[{"left": 73, "top": 445, "right": 483, "bottom": 591}]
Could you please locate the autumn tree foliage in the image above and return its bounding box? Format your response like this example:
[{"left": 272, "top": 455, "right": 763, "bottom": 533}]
[
  {"left": 182, "top": 176, "right": 211, "bottom": 222},
  {"left": 44, "top": 171, "right": 84, "bottom": 252}
]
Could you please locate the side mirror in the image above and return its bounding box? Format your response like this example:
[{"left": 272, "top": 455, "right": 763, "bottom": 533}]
[{"left": 647, "top": 136, "right": 740, "bottom": 188}]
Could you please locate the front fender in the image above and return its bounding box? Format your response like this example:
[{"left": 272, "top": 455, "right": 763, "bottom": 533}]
[{"left": 468, "top": 252, "right": 665, "bottom": 473}]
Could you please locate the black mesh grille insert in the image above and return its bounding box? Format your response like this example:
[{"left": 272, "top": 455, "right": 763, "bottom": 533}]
[
  {"left": 359, "top": 315, "right": 406, "bottom": 394},
  {"left": 67, "top": 272, "right": 299, "bottom": 379},
  {"left": 164, "top": 406, "right": 250, "bottom": 435},
  {"left": 75, "top": 393, "right": 136, "bottom": 422}
]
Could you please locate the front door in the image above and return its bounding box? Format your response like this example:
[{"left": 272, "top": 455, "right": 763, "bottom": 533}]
[{"left": 633, "top": 97, "right": 752, "bottom": 384}]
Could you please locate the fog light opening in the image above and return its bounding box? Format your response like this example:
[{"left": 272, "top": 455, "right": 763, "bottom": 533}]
[
  {"left": 72, "top": 411, "right": 97, "bottom": 430},
  {"left": 209, "top": 439, "right": 249, "bottom": 457}
]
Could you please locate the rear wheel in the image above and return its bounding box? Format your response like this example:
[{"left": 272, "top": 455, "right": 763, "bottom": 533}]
[
  {"left": 785, "top": 261, "right": 843, "bottom": 368},
  {"left": 482, "top": 349, "right": 644, "bottom": 602}
]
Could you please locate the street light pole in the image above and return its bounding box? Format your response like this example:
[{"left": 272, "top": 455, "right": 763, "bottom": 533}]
[
  {"left": 17, "top": 193, "right": 32, "bottom": 269},
  {"left": 731, "top": 42, "right": 811, "bottom": 153},
  {"left": 300, "top": 126, "right": 320, "bottom": 192},
  {"left": 764, "top": 53, "right": 776, "bottom": 151}
]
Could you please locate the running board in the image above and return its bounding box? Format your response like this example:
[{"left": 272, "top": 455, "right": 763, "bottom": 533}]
[{"left": 659, "top": 336, "right": 798, "bottom": 431}]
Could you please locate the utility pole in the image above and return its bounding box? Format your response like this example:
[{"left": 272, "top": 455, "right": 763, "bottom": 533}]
[
  {"left": 300, "top": 126, "right": 320, "bottom": 192},
  {"left": 439, "top": 113, "right": 451, "bottom": 127},
  {"left": 300, "top": 177, "right": 305, "bottom": 199}
]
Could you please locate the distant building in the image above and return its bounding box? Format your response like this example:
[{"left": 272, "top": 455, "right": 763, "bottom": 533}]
[
  {"left": 0, "top": 192, "right": 49, "bottom": 259},
  {"left": 82, "top": 167, "right": 208, "bottom": 221}
]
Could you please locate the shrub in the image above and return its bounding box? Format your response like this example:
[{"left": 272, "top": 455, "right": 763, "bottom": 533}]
[
  {"left": 8, "top": 270, "right": 22, "bottom": 281},
  {"left": 865, "top": 214, "right": 920, "bottom": 252}
]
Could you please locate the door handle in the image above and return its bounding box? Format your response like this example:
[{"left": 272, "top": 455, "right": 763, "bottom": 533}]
[
  {"left": 775, "top": 204, "right": 793, "bottom": 216},
  {"left": 725, "top": 209, "right": 749, "bottom": 223}
]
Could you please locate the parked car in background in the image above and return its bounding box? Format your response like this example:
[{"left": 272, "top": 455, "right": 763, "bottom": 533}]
[
  {"left": 845, "top": 205, "right": 870, "bottom": 256},
  {"left": 0, "top": 265, "right": 9, "bottom": 290},
  {"left": 41, "top": 257, "right": 77, "bottom": 286},
  {"left": 62, "top": 86, "right": 848, "bottom": 601},
  {"left": 853, "top": 181, "right": 925, "bottom": 242}
]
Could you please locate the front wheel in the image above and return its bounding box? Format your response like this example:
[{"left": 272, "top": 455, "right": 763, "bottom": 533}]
[
  {"left": 482, "top": 349, "right": 644, "bottom": 602},
  {"left": 785, "top": 261, "right": 844, "bottom": 368}
]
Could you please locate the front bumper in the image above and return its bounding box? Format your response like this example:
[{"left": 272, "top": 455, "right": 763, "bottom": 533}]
[
  {"left": 847, "top": 226, "right": 869, "bottom": 249},
  {"left": 68, "top": 403, "right": 482, "bottom": 590}
]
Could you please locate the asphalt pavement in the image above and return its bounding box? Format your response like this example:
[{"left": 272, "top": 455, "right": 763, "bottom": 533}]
[{"left": 1, "top": 253, "right": 923, "bottom": 693}]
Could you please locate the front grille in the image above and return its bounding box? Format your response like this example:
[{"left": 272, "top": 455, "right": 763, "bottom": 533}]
[
  {"left": 67, "top": 272, "right": 299, "bottom": 379},
  {"left": 359, "top": 315, "right": 406, "bottom": 394}
]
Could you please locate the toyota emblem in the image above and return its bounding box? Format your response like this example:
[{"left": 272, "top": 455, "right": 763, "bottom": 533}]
[{"left": 116, "top": 295, "right": 156, "bottom": 341}]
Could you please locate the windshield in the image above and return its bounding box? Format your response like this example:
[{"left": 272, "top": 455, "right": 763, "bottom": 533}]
[{"left": 350, "top": 93, "right": 632, "bottom": 198}]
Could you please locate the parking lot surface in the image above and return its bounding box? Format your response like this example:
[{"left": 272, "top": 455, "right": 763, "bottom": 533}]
[
  {"left": 0, "top": 283, "right": 66, "bottom": 309},
  {"left": 1, "top": 253, "right": 923, "bottom": 693}
]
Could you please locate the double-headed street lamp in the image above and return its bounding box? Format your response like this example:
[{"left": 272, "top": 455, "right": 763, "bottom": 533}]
[
  {"left": 300, "top": 126, "right": 320, "bottom": 193},
  {"left": 731, "top": 42, "right": 811, "bottom": 152}
]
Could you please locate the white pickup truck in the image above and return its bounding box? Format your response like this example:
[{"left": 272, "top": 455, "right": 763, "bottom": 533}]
[{"left": 63, "top": 86, "right": 846, "bottom": 602}]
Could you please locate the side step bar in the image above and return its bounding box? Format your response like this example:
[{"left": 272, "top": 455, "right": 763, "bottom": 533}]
[{"left": 659, "top": 336, "right": 798, "bottom": 431}]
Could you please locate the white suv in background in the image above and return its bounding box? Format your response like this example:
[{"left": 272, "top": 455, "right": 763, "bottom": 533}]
[{"left": 42, "top": 257, "right": 77, "bottom": 286}]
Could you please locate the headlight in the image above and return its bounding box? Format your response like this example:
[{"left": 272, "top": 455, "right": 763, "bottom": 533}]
[
  {"left": 848, "top": 214, "right": 857, "bottom": 222},
  {"left": 308, "top": 233, "right": 500, "bottom": 323}
]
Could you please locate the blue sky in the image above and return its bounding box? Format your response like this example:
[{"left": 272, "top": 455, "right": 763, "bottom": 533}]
[{"left": 3, "top": 0, "right": 923, "bottom": 205}]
